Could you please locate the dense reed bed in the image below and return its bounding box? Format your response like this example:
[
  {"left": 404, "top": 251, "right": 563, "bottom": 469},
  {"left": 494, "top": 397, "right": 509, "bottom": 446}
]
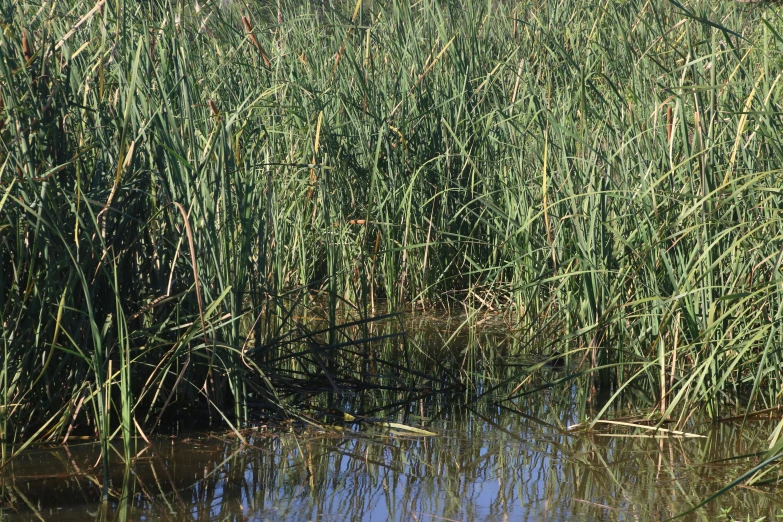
[{"left": 2, "top": 0, "right": 783, "bottom": 485}]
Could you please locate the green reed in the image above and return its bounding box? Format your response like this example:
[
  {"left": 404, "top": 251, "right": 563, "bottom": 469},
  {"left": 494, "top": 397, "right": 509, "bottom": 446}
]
[{"left": 1, "top": 0, "right": 783, "bottom": 490}]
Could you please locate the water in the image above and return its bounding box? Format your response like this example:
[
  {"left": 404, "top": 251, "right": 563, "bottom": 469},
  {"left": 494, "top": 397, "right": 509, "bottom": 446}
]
[{"left": 2, "top": 318, "right": 782, "bottom": 521}]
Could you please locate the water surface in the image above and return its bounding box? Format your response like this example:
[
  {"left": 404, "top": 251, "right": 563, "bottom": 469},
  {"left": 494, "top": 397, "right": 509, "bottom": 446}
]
[{"left": 2, "top": 319, "right": 782, "bottom": 521}]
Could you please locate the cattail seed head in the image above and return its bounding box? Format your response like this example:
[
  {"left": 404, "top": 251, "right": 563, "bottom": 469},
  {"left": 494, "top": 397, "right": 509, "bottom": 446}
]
[
  {"left": 241, "top": 15, "right": 252, "bottom": 33},
  {"left": 242, "top": 15, "right": 271, "bottom": 67},
  {"left": 22, "top": 29, "right": 33, "bottom": 62}
]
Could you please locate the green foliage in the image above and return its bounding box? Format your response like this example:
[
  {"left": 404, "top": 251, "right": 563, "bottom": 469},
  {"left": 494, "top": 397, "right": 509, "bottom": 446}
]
[{"left": 2, "top": 0, "right": 783, "bottom": 487}]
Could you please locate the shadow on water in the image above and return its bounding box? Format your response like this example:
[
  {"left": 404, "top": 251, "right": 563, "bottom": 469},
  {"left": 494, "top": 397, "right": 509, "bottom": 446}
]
[{"left": 2, "top": 316, "right": 782, "bottom": 521}]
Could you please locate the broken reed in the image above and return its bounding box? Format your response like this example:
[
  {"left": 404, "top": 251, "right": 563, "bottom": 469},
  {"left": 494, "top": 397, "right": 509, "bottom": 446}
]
[{"left": 2, "top": 0, "right": 783, "bottom": 472}]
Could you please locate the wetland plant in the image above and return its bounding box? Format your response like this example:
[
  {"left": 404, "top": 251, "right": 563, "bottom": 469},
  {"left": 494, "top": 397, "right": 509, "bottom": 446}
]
[{"left": 1, "top": 0, "right": 783, "bottom": 499}]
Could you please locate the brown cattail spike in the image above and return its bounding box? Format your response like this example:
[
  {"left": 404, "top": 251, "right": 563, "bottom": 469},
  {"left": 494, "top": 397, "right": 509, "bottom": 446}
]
[
  {"left": 22, "top": 29, "right": 33, "bottom": 62},
  {"left": 208, "top": 99, "right": 219, "bottom": 120},
  {"left": 242, "top": 16, "right": 271, "bottom": 67},
  {"left": 149, "top": 28, "right": 157, "bottom": 61},
  {"left": 666, "top": 106, "right": 673, "bottom": 144}
]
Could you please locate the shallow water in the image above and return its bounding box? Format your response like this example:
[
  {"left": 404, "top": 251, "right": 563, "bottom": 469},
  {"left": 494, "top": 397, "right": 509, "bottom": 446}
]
[
  {"left": 3, "top": 411, "right": 782, "bottom": 520},
  {"left": 2, "top": 319, "right": 782, "bottom": 521}
]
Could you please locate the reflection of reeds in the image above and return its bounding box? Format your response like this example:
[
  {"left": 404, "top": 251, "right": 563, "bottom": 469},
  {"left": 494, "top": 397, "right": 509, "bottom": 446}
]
[
  {"left": 2, "top": 0, "right": 783, "bottom": 504},
  {"left": 2, "top": 403, "right": 782, "bottom": 521}
]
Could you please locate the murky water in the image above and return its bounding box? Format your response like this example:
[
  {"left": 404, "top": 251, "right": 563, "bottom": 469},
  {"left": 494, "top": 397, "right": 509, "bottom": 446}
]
[{"left": 2, "top": 318, "right": 782, "bottom": 521}]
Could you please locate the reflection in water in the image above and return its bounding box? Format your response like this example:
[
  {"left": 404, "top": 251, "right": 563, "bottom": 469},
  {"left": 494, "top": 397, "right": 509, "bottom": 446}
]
[
  {"left": 2, "top": 320, "right": 782, "bottom": 521},
  {"left": 3, "top": 413, "right": 782, "bottom": 520}
]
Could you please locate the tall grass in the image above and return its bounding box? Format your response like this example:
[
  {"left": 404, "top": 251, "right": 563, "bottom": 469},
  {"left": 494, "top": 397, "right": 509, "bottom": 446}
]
[{"left": 2, "top": 0, "right": 783, "bottom": 482}]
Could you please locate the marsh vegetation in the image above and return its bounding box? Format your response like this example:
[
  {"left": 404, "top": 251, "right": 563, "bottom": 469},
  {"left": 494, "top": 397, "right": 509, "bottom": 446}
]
[{"left": 2, "top": 0, "right": 783, "bottom": 514}]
